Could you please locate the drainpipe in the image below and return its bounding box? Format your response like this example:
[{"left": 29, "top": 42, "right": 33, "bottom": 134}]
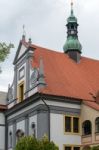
[{"left": 40, "top": 94, "right": 50, "bottom": 141}]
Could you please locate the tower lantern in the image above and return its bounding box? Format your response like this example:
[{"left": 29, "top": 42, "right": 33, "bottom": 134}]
[{"left": 63, "top": 0, "right": 82, "bottom": 62}]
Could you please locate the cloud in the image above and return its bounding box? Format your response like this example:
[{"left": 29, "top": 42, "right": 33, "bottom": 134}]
[{"left": 0, "top": 0, "right": 99, "bottom": 91}]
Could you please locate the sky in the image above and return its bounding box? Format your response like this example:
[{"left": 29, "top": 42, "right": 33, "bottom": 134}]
[{"left": 0, "top": 0, "right": 99, "bottom": 92}]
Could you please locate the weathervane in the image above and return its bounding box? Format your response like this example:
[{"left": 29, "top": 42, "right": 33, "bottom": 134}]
[
  {"left": 70, "top": 0, "right": 74, "bottom": 15},
  {"left": 71, "top": 0, "right": 73, "bottom": 8},
  {"left": 22, "top": 24, "right": 26, "bottom": 36}
]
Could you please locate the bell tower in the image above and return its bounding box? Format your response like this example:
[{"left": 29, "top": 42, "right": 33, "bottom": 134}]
[{"left": 63, "top": 0, "right": 82, "bottom": 62}]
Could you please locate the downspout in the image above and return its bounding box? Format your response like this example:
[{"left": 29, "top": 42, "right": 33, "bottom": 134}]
[{"left": 40, "top": 94, "right": 50, "bottom": 141}]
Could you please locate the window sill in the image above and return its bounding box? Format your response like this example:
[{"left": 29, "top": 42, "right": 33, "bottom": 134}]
[
  {"left": 95, "top": 132, "right": 99, "bottom": 135},
  {"left": 64, "top": 132, "right": 81, "bottom": 135},
  {"left": 82, "top": 134, "right": 92, "bottom": 138}
]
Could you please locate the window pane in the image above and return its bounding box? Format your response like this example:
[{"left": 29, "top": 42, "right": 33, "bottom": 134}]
[
  {"left": 65, "top": 116, "right": 71, "bottom": 132},
  {"left": 73, "top": 118, "right": 79, "bottom": 133},
  {"left": 65, "top": 146, "right": 71, "bottom": 150},
  {"left": 74, "top": 147, "right": 80, "bottom": 150},
  {"left": 95, "top": 118, "right": 99, "bottom": 133},
  {"left": 83, "top": 121, "right": 91, "bottom": 135}
]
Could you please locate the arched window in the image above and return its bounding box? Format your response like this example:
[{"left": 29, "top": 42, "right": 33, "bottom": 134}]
[
  {"left": 9, "top": 131, "right": 12, "bottom": 148},
  {"left": 82, "top": 120, "right": 92, "bottom": 135},
  {"left": 95, "top": 117, "right": 99, "bottom": 133}
]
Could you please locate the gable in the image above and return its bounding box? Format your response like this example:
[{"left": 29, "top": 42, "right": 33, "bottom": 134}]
[
  {"left": 13, "top": 41, "right": 28, "bottom": 65},
  {"left": 18, "top": 44, "right": 27, "bottom": 59}
]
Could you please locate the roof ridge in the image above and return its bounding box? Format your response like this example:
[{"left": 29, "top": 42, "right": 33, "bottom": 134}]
[{"left": 31, "top": 44, "right": 64, "bottom": 54}]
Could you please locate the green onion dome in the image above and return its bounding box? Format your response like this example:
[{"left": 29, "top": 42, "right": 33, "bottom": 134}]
[
  {"left": 63, "top": 36, "right": 82, "bottom": 53},
  {"left": 67, "top": 9, "right": 77, "bottom": 23}
]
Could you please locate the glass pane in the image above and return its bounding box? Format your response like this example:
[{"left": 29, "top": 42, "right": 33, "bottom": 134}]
[
  {"left": 73, "top": 118, "right": 79, "bottom": 133},
  {"left": 65, "top": 116, "right": 71, "bottom": 132},
  {"left": 96, "top": 118, "right": 99, "bottom": 133},
  {"left": 84, "top": 121, "right": 91, "bottom": 135},
  {"left": 65, "top": 146, "right": 71, "bottom": 150},
  {"left": 74, "top": 147, "right": 80, "bottom": 150}
]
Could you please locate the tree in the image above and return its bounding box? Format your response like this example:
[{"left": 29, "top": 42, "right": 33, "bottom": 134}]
[
  {"left": 0, "top": 42, "right": 14, "bottom": 72},
  {"left": 15, "top": 136, "right": 59, "bottom": 150}
]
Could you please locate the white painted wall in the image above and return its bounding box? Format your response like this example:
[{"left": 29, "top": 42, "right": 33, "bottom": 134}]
[
  {"left": 46, "top": 100, "right": 81, "bottom": 109},
  {"left": 29, "top": 115, "right": 37, "bottom": 137},
  {"left": 0, "top": 113, "right": 5, "bottom": 150},
  {"left": 7, "top": 100, "right": 43, "bottom": 120},
  {"left": 18, "top": 45, "right": 26, "bottom": 59},
  {"left": 50, "top": 113, "right": 81, "bottom": 150},
  {"left": 0, "top": 113, "right": 5, "bottom": 124},
  {"left": 16, "top": 120, "right": 25, "bottom": 133}
]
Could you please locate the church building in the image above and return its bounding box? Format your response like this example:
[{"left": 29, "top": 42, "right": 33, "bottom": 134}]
[{"left": 0, "top": 1, "right": 99, "bottom": 150}]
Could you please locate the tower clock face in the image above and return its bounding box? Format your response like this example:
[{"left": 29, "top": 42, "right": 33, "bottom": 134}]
[{"left": 30, "top": 68, "right": 38, "bottom": 85}]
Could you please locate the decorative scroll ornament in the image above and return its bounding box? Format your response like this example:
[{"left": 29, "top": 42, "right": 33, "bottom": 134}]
[{"left": 30, "top": 68, "right": 39, "bottom": 86}]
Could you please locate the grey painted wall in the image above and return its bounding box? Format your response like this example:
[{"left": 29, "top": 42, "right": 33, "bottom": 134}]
[{"left": 37, "top": 111, "right": 49, "bottom": 139}]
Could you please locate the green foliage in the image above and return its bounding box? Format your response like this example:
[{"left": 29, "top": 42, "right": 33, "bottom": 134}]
[
  {"left": 15, "top": 136, "right": 39, "bottom": 150},
  {"left": 91, "top": 145, "right": 99, "bottom": 150},
  {"left": 0, "top": 43, "right": 14, "bottom": 62},
  {"left": 15, "top": 136, "right": 59, "bottom": 150},
  {"left": 82, "top": 146, "right": 91, "bottom": 150},
  {"left": 40, "top": 136, "right": 59, "bottom": 150}
]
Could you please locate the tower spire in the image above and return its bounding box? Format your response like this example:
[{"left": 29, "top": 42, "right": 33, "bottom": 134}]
[
  {"left": 71, "top": 0, "right": 74, "bottom": 15},
  {"left": 63, "top": 0, "right": 82, "bottom": 62},
  {"left": 22, "top": 25, "right": 26, "bottom": 41}
]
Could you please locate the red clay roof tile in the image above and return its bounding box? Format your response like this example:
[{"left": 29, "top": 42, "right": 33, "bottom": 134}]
[{"left": 31, "top": 44, "right": 99, "bottom": 106}]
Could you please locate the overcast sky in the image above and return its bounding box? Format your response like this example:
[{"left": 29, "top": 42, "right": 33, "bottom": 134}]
[{"left": 0, "top": 0, "right": 99, "bottom": 92}]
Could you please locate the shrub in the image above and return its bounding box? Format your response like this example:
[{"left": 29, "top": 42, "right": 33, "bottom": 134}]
[
  {"left": 91, "top": 145, "right": 99, "bottom": 150},
  {"left": 82, "top": 145, "right": 91, "bottom": 150},
  {"left": 15, "top": 136, "right": 39, "bottom": 150},
  {"left": 15, "top": 136, "right": 59, "bottom": 150}
]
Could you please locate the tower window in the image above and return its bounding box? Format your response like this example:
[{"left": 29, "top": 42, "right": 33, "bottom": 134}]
[
  {"left": 71, "top": 24, "right": 74, "bottom": 29},
  {"left": 18, "top": 82, "right": 24, "bottom": 102}
]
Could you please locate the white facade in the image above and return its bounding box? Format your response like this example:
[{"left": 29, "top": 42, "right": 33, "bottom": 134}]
[{"left": 50, "top": 113, "right": 81, "bottom": 150}]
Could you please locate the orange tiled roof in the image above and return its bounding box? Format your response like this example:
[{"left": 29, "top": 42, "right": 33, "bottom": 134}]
[
  {"left": 83, "top": 101, "right": 99, "bottom": 111},
  {"left": 30, "top": 44, "right": 99, "bottom": 103}
]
